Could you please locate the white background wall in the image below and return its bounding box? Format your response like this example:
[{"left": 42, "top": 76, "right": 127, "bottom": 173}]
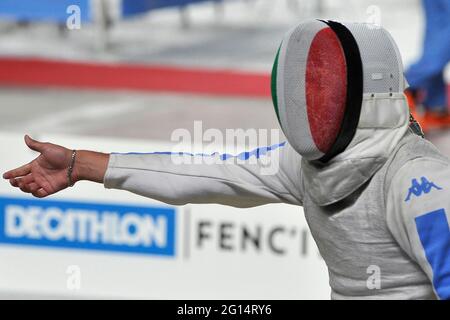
[{"left": 0, "top": 132, "right": 329, "bottom": 299}]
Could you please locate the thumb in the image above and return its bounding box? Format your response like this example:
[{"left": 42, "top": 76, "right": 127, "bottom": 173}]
[{"left": 25, "top": 135, "right": 45, "bottom": 153}]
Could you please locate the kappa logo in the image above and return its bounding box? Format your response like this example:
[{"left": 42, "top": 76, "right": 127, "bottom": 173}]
[{"left": 405, "top": 176, "right": 442, "bottom": 202}]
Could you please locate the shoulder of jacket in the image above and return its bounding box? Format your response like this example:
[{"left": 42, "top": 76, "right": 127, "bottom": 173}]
[{"left": 383, "top": 133, "right": 449, "bottom": 196}]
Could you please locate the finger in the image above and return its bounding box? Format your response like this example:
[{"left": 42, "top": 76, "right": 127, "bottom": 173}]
[
  {"left": 9, "top": 178, "right": 19, "bottom": 187},
  {"left": 16, "top": 177, "right": 36, "bottom": 193},
  {"left": 20, "top": 182, "right": 41, "bottom": 193},
  {"left": 24, "top": 135, "right": 46, "bottom": 153},
  {"left": 17, "top": 180, "right": 40, "bottom": 194},
  {"left": 10, "top": 177, "right": 25, "bottom": 187},
  {"left": 15, "top": 173, "right": 34, "bottom": 185},
  {"left": 27, "top": 182, "right": 40, "bottom": 193},
  {"left": 32, "top": 188, "right": 49, "bottom": 198},
  {"left": 3, "top": 163, "right": 31, "bottom": 179},
  {"left": 18, "top": 182, "right": 31, "bottom": 193}
]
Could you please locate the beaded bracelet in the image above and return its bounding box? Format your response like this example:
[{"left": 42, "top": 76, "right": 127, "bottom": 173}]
[{"left": 67, "top": 150, "right": 77, "bottom": 187}]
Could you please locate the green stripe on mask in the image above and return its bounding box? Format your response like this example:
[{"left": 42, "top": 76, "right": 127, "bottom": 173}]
[{"left": 271, "top": 44, "right": 282, "bottom": 124}]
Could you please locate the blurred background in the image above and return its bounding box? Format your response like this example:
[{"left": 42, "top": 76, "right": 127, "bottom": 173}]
[{"left": 0, "top": 0, "right": 449, "bottom": 299}]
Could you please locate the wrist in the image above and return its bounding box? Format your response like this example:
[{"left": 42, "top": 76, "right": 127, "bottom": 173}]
[
  {"left": 72, "top": 150, "right": 110, "bottom": 184},
  {"left": 67, "top": 150, "right": 77, "bottom": 187},
  {"left": 71, "top": 150, "right": 84, "bottom": 184}
]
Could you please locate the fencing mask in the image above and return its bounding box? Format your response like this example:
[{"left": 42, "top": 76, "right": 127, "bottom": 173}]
[{"left": 271, "top": 20, "right": 408, "bottom": 163}]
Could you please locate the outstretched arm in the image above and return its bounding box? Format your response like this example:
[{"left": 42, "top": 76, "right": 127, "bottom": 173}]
[{"left": 3, "top": 135, "right": 304, "bottom": 208}]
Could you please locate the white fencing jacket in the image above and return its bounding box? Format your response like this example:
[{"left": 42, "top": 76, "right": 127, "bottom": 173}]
[{"left": 104, "top": 93, "right": 450, "bottom": 299}]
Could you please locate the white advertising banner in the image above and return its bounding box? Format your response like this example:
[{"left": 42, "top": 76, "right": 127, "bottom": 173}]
[{"left": 0, "top": 132, "right": 329, "bottom": 299}]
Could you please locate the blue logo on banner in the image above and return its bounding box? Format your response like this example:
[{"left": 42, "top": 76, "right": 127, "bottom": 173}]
[
  {"left": 0, "top": 196, "right": 175, "bottom": 256},
  {"left": 405, "top": 176, "right": 442, "bottom": 202}
]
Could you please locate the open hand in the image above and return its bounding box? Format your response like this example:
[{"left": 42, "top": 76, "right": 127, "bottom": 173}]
[{"left": 2, "top": 135, "right": 73, "bottom": 198}]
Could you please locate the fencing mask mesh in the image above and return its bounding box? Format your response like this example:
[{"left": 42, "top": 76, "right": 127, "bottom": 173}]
[{"left": 272, "top": 20, "right": 406, "bottom": 162}]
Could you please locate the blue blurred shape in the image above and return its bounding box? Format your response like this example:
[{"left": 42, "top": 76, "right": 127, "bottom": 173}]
[
  {"left": 122, "top": 0, "right": 221, "bottom": 17},
  {"left": 0, "top": 0, "right": 91, "bottom": 23}
]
